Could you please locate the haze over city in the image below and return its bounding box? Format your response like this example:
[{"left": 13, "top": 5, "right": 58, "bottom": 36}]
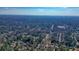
[{"left": 0, "top": 7, "right": 79, "bottom": 16}]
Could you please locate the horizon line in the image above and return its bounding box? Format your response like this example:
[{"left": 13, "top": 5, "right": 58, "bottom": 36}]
[{"left": 0, "top": 14, "right": 79, "bottom": 16}]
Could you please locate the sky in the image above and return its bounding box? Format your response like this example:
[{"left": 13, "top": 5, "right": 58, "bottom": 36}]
[{"left": 0, "top": 7, "right": 79, "bottom": 16}]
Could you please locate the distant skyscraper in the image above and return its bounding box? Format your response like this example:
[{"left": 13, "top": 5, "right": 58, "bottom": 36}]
[{"left": 50, "top": 25, "right": 54, "bottom": 34}]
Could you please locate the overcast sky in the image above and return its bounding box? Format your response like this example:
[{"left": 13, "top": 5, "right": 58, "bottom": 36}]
[{"left": 0, "top": 7, "right": 79, "bottom": 16}]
